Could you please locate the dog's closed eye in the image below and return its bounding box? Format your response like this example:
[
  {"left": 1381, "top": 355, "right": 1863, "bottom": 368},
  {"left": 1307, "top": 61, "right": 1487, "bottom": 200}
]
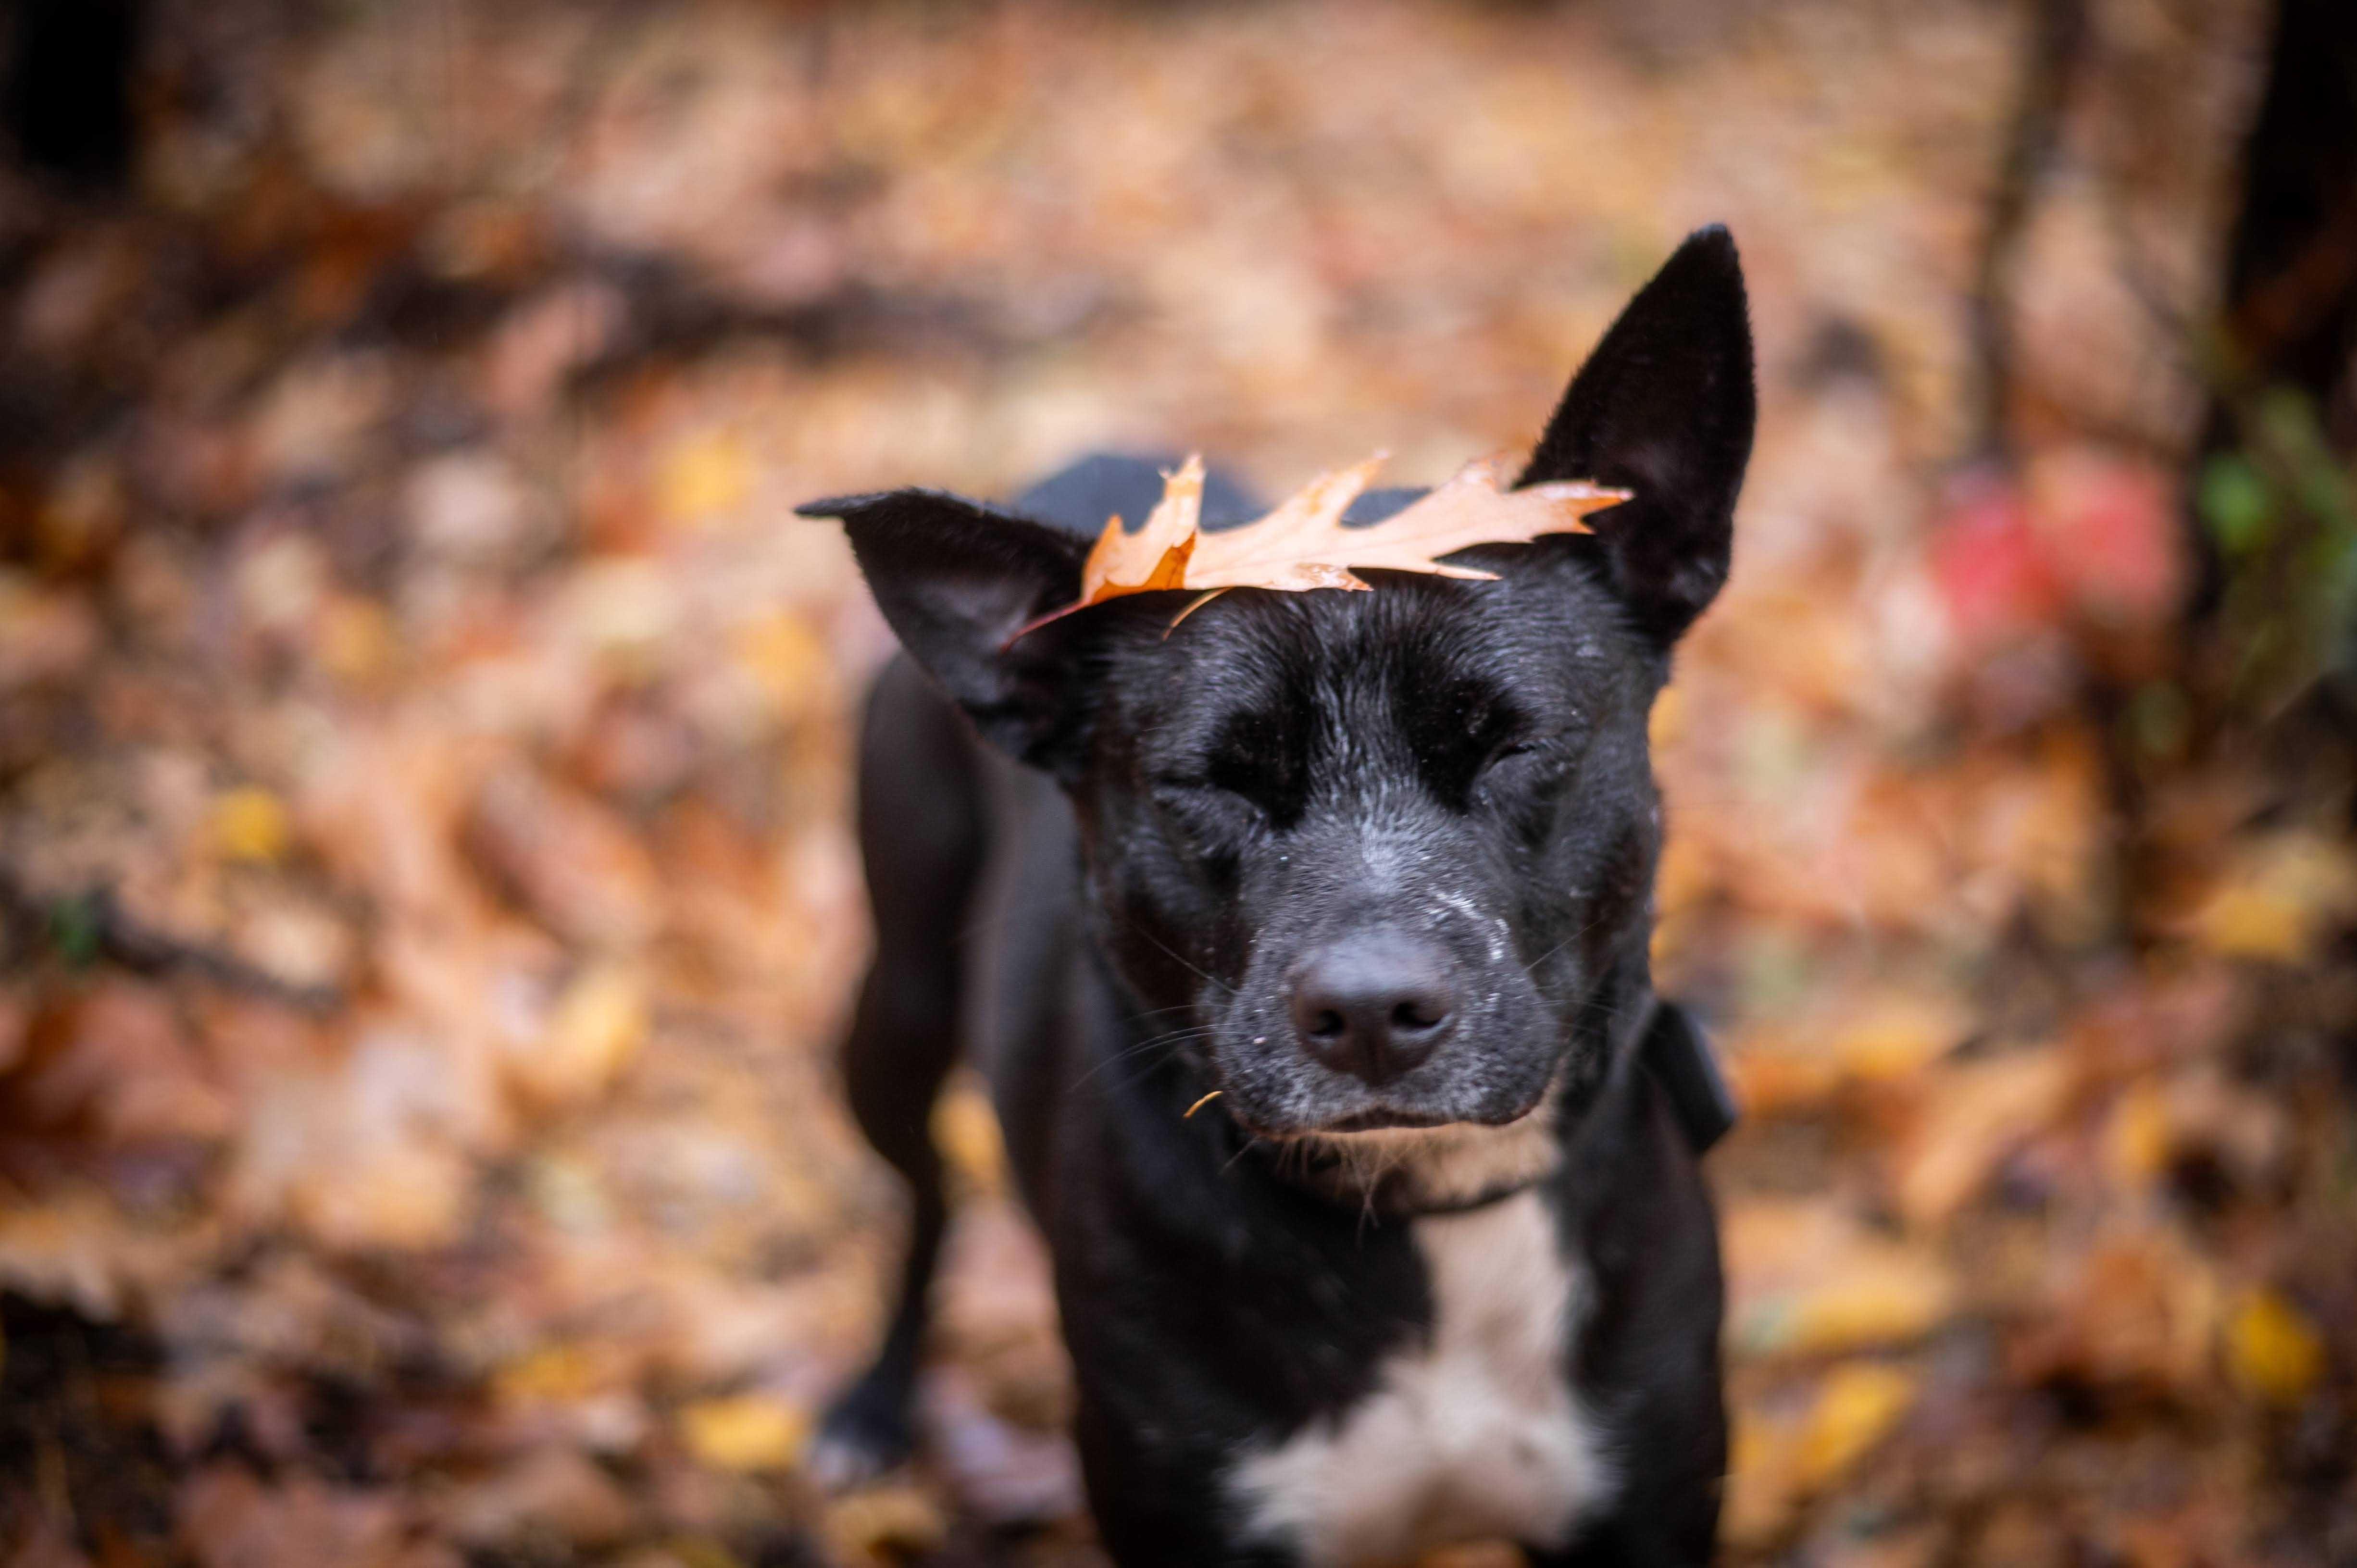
[
  {"left": 1160, "top": 709, "right": 1305, "bottom": 824},
  {"left": 1410, "top": 686, "right": 1540, "bottom": 804}
]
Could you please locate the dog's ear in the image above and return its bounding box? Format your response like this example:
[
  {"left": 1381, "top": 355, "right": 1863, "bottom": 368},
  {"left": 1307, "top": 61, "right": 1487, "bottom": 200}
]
[
  {"left": 799, "top": 488, "right": 1101, "bottom": 774},
  {"left": 1520, "top": 225, "right": 1756, "bottom": 645}
]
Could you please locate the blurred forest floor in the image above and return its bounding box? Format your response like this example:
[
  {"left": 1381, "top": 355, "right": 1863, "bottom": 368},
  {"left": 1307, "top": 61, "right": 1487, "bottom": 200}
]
[{"left": 1, "top": 1, "right": 2354, "bottom": 1566}]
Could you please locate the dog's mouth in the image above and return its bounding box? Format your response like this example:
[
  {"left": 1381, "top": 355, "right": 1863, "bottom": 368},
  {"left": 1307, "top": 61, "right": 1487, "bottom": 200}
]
[
  {"left": 1225, "top": 1088, "right": 1549, "bottom": 1140},
  {"left": 1307, "top": 1107, "right": 1456, "bottom": 1134},
  {"left": 1222, "top": 1102, "right": 1459, "bottom": 1138}
]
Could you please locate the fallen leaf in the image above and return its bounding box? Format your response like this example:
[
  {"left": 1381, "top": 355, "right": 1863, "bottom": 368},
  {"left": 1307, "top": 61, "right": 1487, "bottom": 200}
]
[
  {"left": 509, "top": 962, "right": 648, "bottom": 1107},
  {"left": 494, "top": 1342, "right": 628, "bottom": 1408},
  {"left": 13, "top": 981, "right": 234, "bottom": 1146},
  {"left": 1722, "top": 1407, "right": 1801, "bottom": 1550},
  {"left": 678, "top": 1392, "right": 810, "bottom": 1472},
  {"left": 1794, "top": 1362, "right": 1918, "bottom": 1486},
  {"left": 177, "top": 1466, "right": 448, "bottom": 1568},
  {"left": 1725, "top": 1200, "right": 1956, "bottom": 1358},
  {"left": 1724, "top": 1361, "right": 1922, "bottom": 1550},
  {"left": 824, "top": 1484, "right": 948, "bottom": 1563},
  {"left": 1039, "top": 452, "right": 1626, "bottom": 627},
  {"left": 2187, "top": 832, "right": 2357, "bottom": 963},
  {"left": 2225, "top": 1288, "right": 2324, "bottom": 1407},
  {"left": 2105, "top": 1078, "right": 2173, "bottom": 1188},
  {"left": 733, "top": 612, "right": 832, "bottom": 724},
  {"left": 2012, "top": 1230, "right": 2224, "bottom": 1394},
  {"left": 1417, "top": 1545, "right": 1529, "bottom": 1568},
  {"left": 1889, "top": 1047, "right": 2072, "bottom": 1228},
  {"left": 931, "top": 1073, "right": 1009, "bottom": 1199},
  {"left": 1725, "top": 994, "right": 1972, "bottom": 1115},
  {"left": 211, "top": 786, "right": 294, "bottom": 863},
  {"left": 0, "top": 573, "right": 99, "bottom": 691},
  {"left": 656, "top": 430, "right": 755, "bottom": 525},
  {"left": 444, "top": 1446, "right": 636, "bottom": 1549},
  {"left": 467, "top": 765, "right": 664, "bottom": 950}
]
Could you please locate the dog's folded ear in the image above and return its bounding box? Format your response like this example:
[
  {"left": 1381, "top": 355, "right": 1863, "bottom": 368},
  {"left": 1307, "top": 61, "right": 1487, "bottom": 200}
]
[
  {"left": 1520, "top": 225, "right": 1757, "bottom": 646},
  {"left": 798, "top": 489, "right": 1099, "bottom": 774}
]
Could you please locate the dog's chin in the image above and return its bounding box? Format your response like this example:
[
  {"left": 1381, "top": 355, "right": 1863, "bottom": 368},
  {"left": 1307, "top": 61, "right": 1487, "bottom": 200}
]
[{"left": 1242, "top": 1079, "right": 1567, "bottom": 1213}]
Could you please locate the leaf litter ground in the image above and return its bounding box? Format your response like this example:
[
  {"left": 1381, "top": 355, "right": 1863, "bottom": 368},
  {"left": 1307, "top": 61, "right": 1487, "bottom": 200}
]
[{"left": 0, "top": 2, "right": 2348, "bottom": 1566}]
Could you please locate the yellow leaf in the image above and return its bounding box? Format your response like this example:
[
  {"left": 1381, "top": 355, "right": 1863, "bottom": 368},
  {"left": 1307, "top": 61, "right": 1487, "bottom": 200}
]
[
  {"left": 2194, "top": 885, "right": 2307, "bottom": 962},
  {"left": 825, "top": 1484, "right": 948, "bottom": 1561},
  {"left": 1647, "top": 684, "right": 1685, "bottom": 748},
  {"left": 1833, "top": 998, "right": 1967, "bottom": 1083},
  {"left": 211, "top": 786, "right": 292, "bottom": 863},
  {"left": 664, "top": 1536, "right": 748, "bottom": 1568},
  {"left": 1720, "top": 1408, "right": 1801, "bottom": 1549},
  {"left": 932, "top": 1075, "right": 1008, "bottom": 1199},
  {"left": 517, "top": 963, "right": 648, "bottom": 1106},
  {"left": 2190, "top": 833, "right": 2357, "bottom": 963},
  {"left": 316, "top": 595, "right": 397, "bottom": 683},
  {"left": 734, "top": 613, "right": 830, "bottom": 722},
  {"left": 1729, "top": 996, "right": 1970, "bottom": 1116},
  {"left": 657, "top": 430, "right": 754, "bottom": 524},
  {"left": 2105, "top": 1079, "right": 2172, "bottom": 1188},
  {"left": 1779, "top": 1259, "right": 1952, "bottom": 1357},
  {"left": 494, "top": 1343, "right": 612, "bottom": 1406},
  {"left": 1726, "top": 1200, "right": 1955, "bottom": 1358},
  {"left": 680, "top": 1393, "right": 810, "bottom": 1472},
  {"left": 1795, "top": 1363, "right": 1917, "bottom": 1486},
  {"left": 2226, "top": 1288, "right": 2324, "bottom": 1406}
]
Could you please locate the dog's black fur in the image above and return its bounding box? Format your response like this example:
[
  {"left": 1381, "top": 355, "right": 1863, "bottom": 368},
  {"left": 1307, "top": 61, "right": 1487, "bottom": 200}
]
[{"left": 801, "top": 228, "right": 1756, "bottom": 1567}]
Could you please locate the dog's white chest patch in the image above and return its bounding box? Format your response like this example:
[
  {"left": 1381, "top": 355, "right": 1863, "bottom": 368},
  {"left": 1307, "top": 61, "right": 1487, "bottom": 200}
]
[{"left": 1228, "top": 1189, "right": 1610, "bottom": 1566}]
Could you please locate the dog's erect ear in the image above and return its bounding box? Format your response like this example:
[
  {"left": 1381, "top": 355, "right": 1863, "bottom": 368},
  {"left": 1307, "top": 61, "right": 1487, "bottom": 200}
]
[
  {"left": 1520, "top": 225, "right": 1756, "bottom": 645},
  {"left": 799, "top": 489, "right": 1100, "bottom": 773}
]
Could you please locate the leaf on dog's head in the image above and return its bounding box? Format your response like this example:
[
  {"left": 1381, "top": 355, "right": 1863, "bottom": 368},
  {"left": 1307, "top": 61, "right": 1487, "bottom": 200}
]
[
  {"left": 1031, "top": 452, "right": 1629, "bottom": 635},
  {"left": 1080, "top": 453, "right": 1202, "bottom": 601}
]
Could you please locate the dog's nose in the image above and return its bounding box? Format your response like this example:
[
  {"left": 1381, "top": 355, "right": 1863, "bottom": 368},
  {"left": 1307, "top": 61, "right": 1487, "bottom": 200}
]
[{"left": 1288, "top": 933, "right": 1460, "bottom": 1086}]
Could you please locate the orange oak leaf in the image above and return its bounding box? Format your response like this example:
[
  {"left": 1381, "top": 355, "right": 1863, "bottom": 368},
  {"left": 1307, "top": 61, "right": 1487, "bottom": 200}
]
[
  {"left": 1034, "top": 452, "right": 1629, "bottom": 636},
  {"left": 1078, "top": 453, "right": 1203, "bottom": 599}
]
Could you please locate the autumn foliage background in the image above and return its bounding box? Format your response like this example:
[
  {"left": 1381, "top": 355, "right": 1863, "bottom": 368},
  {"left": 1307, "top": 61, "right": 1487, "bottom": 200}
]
[{"left": 1, "top": 1, "right": 2354, "bottom": 1565}]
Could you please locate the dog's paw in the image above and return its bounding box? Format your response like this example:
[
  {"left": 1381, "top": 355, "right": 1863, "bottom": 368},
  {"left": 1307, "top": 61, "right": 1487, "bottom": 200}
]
[{"left": 805, "top": 1382, "right": 918, "bottom": 1493}]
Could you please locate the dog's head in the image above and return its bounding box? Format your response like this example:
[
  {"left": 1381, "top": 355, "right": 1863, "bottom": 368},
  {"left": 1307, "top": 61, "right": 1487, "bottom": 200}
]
[{"left": 811, "top": 228, "right": 1753, "bottom": 1179}]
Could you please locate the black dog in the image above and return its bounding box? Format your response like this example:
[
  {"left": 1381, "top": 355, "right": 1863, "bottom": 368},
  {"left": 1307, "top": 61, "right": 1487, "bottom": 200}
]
[{"left": 800, "top": 226, "right": 1753, "bottom": 1567}]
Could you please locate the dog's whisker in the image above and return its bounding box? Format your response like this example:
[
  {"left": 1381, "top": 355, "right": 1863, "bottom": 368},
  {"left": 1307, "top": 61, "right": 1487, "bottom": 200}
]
[
  {"left": 1124, "top": 921, "right": 1235, "bottom": 996},
  {"left": 1520, "top": 909, "right": 1615, "bottom": 976},
  {"left": 1067, "top": 1027, "right": 1219, "bottom": 1090},
  {"left": 1122, "top": 1003, "right": 1203, "bottom": 1025}
]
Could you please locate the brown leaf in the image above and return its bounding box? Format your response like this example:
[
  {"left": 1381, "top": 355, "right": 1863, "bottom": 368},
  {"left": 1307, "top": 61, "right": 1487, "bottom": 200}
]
[
  {"left": 1045, "top": 452, "right": 1628, "bottom": 627},
  {"left": 1888, "top": 1047, "right": 2073, "bottom": 1229},
  {"left": 465, "top": 765, "right": 663, "bottom": 951}
]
